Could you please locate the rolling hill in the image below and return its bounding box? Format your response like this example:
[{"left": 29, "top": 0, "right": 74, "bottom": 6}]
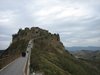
[{"left": 67, "top": 46, "right": 100, "bottom": 51}]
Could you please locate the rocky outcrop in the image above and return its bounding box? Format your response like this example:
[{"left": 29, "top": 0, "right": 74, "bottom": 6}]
[{"left": 0, "top": 27, "right": 100, "bottom": 75}]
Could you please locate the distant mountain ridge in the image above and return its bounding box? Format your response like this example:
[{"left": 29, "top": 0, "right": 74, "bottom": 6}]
[
  {"left": 66, "top": 46, "right": 100, "bottom": 51},
  {"left": 70, "top": 50, "right": 100, "bottom": 60}
]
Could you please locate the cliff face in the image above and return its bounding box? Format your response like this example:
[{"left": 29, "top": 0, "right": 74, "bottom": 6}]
[{"left": 0, "top": 27, "right": 100, "bottom": 75}]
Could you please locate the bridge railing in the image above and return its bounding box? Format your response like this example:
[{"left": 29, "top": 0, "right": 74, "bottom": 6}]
[
  {"left": 24, "top": 52, "right": 30, "bottom": 75},
  {"left": 24, "top": 39, "right": 33, "bottom": 75}
]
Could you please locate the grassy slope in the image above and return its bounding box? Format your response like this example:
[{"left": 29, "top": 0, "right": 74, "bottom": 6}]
[{"left": 30, "top": 36, "right": 100, "bottom": 75}]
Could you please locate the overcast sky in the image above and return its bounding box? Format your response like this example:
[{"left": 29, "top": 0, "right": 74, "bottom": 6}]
[{"left": 0, "top": 0, "right": 100, "bottom": 49}]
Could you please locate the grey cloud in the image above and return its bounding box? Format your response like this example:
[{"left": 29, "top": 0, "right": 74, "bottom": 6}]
[
  {"left": 0, "top": 35, "right": 11, "bottom": 41},
  {"left": 0, "top": 0, "right": 100, "bottom": 49}
]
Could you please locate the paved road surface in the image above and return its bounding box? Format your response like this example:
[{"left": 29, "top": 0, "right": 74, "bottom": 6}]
[
  {"left": 0, "top": 40, "right": 33, "bottom": 75},
  {"left": 0, "top": 54, "right": 28, "bottom": 75}
]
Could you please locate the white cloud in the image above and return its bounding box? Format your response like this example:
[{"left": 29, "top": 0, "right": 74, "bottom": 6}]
[
  {"left": 0, "top": 34, "right": 10, "bottom": 38},
  {"left": 0, "top": 0, "right": 100, "bottom": 49},
  {"left": 0, "top": 40, "right": 11, "bottom": 50},
  {"left": 34, "top": 6, "right": 63, "bottom": 17},
  {"left": 56, "top": 7, "right": 88, "bottom": 19},
  {"left": 0, "top": 10, "right": 17, "bottom": 25},
  {"left": 65, "top": 37, "right": 100, "bottom": 47}
]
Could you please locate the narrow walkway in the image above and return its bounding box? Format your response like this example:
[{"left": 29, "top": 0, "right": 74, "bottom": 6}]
[
  {"left": 0, "top": 40, "right": 33, "bottom": 75},
  {"left": 0, "top": 54, "right": 28, "bottom": 75}
]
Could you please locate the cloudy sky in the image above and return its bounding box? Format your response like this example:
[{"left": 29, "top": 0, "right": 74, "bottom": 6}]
[{"left": 0, "top": 0, "right": 100, "bottom": 49}]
